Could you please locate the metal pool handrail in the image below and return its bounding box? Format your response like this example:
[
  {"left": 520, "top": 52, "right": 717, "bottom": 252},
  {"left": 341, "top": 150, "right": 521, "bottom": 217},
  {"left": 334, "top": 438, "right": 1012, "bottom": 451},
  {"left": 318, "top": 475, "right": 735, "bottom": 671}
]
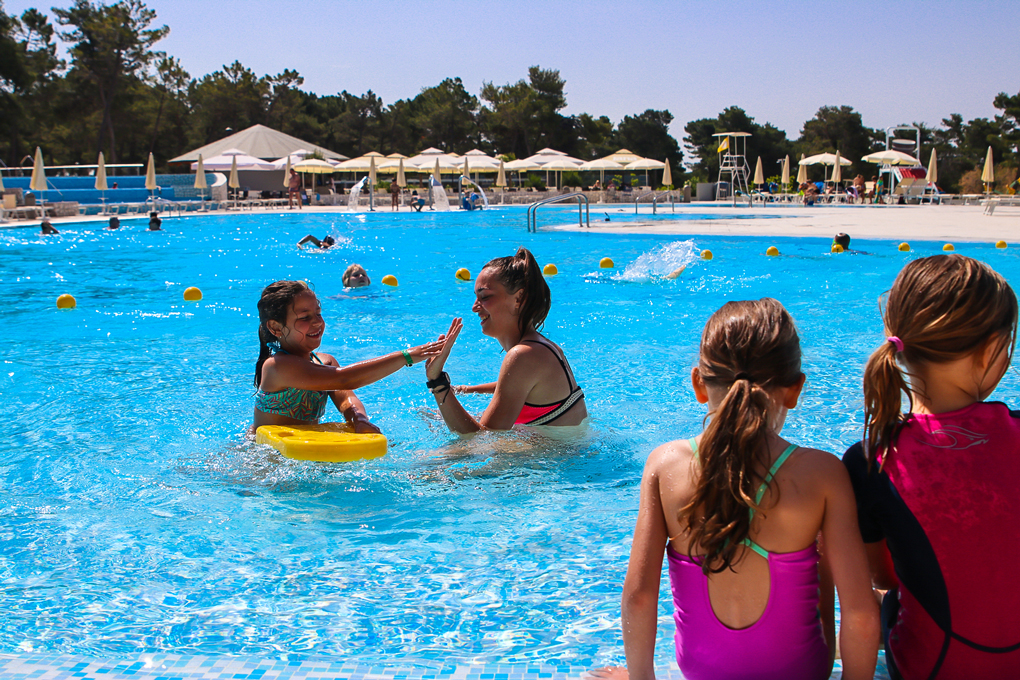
[
  {"left": 527, "top": 192, "right": 590, "bottom": 232},
  {"left": 633, "top": 191, "right": 675, "bottom": 215}
]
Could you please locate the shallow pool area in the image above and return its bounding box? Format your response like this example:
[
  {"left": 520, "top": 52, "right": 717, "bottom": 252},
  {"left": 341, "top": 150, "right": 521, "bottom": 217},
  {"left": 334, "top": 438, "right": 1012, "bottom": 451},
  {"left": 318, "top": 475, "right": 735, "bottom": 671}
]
[{"left": 4, "top": 206, "right": 1016, "bottom": 677}]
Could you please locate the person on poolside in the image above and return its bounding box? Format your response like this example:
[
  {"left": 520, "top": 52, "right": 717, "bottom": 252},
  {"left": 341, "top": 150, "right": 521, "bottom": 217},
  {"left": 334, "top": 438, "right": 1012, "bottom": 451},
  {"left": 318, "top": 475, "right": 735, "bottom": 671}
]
[
  {"left": 390, "top": 181, "right": 400, "bottom": 211},
  {"left": 342, "top": 263, "right": 370, "bottom": 288},
  {"left": 288, "top": 168, "right": 303, "bottom": 210},
  {"left": 148, "top": 212, "right": 162, "bottom": 231},
  {"left": 297, "top": 234, "right": 336, "bottom": 250},
  {"left": 410, "top": 190, "right": 425, "bottom": 212},
  {"left": 40, "top": 218, "right": 59, "bottom": 235},
  {"left": 426, "top": 247, "right": 587, "bottom": 433},
  {"left": 107, "top": 216, "right": 120, "bottom": 230},
  {"left": 853, "top": 174, "right": 865, "bottom": 202}
]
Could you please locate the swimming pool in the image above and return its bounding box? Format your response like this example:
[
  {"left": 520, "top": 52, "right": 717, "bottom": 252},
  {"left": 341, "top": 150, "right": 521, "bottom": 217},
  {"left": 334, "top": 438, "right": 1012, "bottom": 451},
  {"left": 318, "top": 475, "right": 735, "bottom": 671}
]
[{"left": 2, "top": 206, "right": 1017, "bottom": 673}]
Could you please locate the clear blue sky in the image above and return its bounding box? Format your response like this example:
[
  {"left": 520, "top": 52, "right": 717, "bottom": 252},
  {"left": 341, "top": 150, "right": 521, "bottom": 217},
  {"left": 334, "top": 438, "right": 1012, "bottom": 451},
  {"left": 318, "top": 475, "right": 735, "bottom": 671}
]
[{"left": 9, "top": 0, "right": 1020, "bottom": 143}]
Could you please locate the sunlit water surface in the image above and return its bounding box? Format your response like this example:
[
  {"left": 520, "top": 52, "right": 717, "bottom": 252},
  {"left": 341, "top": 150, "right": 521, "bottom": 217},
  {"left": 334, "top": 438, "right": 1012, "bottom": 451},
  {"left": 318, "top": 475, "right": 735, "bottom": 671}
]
[{"left": 2, "top": 206, "right": 1017, "bottom": 665}]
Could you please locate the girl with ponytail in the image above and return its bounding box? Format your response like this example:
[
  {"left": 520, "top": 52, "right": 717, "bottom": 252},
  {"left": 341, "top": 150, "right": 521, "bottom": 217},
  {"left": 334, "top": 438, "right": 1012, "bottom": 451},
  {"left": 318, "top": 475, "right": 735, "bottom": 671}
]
[
  {"left": 253, "top": 280, "right": 445, "bottom": 431},
  {"left": 602, "top": 298, "right": 877, "bottom": 680},
  {"left": 844, "top": 254, "right": 1020, "bottom": 679},
  {"left": 425, "top": 247, "right": 587, "bottom": 433}
]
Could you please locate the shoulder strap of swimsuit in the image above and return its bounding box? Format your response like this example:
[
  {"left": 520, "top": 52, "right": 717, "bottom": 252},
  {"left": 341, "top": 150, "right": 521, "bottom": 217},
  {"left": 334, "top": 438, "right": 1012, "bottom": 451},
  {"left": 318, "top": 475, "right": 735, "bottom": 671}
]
[
  {"left": 688, "top": 437, "right": 699, "bottom": 459},
  {"left": 741, "top": 443, "right": 799, "bottom": 559},
  {"left": 310, "top": 352, "right": 324, "bottom": 365},
  {"left": 524, "top": 339, "right": 575, "bottom": 388}
]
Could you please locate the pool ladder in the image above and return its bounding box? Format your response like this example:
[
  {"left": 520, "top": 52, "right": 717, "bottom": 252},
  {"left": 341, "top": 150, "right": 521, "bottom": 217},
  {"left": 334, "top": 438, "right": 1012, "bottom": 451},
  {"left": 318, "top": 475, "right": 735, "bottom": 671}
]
[
  {"left": 634, "top": 191, "right": 675, "bottom": 215},
  {"left": 527, "top": 192, "right": 590, "bottom": 232}
]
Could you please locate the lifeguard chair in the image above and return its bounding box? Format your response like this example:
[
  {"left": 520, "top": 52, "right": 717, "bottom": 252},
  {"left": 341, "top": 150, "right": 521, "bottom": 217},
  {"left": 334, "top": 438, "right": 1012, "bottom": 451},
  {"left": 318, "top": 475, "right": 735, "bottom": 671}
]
[{"left": 712, "top": 132, "right": 751, "bottom": 205}]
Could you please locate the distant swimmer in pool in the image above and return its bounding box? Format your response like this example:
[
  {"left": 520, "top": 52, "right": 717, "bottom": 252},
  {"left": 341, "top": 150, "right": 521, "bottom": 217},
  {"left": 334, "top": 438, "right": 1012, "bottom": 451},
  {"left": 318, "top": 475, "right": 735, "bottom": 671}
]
[
  {"left": 297, "top": 234, "right": 336, "bottom": 249},
  {"left": 832, "top": 232, "right": 867, "bottom": 254},
  {"left": 342, "top": 263, "right": 370, "bottom": 288},
  {"left": 593, "top": 298, "right": 878, "bottom": 680},
  {"left": 252, "top": 280, "right": 445, "bottom": 433},
  {"left": 40, "top": 219, "right": 59, "bottom": 235},
  {"left": 425, "top": 247, "right": 587, "bottom": 433}
]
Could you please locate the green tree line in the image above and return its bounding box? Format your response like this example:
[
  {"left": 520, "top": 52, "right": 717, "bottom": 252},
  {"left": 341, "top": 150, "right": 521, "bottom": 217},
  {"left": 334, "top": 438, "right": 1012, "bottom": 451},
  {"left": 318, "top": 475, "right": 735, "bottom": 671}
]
[{"left": 1, "top": 0, "right": 1017, "bottom": 193}]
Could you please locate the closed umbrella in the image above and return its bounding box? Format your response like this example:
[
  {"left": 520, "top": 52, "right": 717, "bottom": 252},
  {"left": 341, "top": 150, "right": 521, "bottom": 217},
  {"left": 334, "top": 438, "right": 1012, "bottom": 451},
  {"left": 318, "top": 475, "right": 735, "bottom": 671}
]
[
  {"left": 228, "top": 154, "right": 240, "bottom": 206},
  {"left": 396, "top": 158, "right": 407, "bottom": 188},
  {"left": 496, "top": 159, "right": 507, "bottom": 188},
  {"left": 0, "top": 169, "right": 4, "bottom": 192},
  {"left": 194, "top": 154, "right": 208, "bottom": 204},
  {"left": 781, "top": 155, "right": 790, "bottom": 190},
  {"left": 462, "top": 156, "right": 470, "bottom": 180},
  {"left": 662, "top": 161, "right": 673, "bottom": 189},
  {"left": 926, "top": 149, "right": 938, "bottom": 184},
  {"left": 432, "top": 158, "right": 441, "bottom": 183},
  {"left": 145, "top": 153, "right": 157, "bottom": 210},
  {"left": 96, "top": 151, "right": 109, "bottom": 213},
  {"left": 368, "top": 155, "right": 377, "bottom": 211},
  {"left": 753, "top": 157, "right": 764, "bottom": 186},
  {"left": 979, "top": 146, "right": 995, "bottom": 192},
  {"left": 796, "top": 154, "right": 807, "bottom": 184},
  {"left": 283, "top": 157, "right": 292, "bottom": 189},
  {"left": 831, "top": 151, "right": 843, "bottom": 185},
  {"left": 30, "top": 147, "right": 47, "bottom": 215}
]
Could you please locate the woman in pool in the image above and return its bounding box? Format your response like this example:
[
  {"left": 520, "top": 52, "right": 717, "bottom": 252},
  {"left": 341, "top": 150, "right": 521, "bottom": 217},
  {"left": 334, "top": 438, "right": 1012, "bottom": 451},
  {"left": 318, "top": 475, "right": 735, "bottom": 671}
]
[
  {"left": 844, "top": 255, "right": 1020, "bottom": 679},
  {"left": 253, "top": 280, "right": 443, "bottom": 433},
  {"left": 601, "top": 298, "right": 878, "bottom": 680},
  {"left": 425, "top": 247, "right": 587, "bottom": 433}
]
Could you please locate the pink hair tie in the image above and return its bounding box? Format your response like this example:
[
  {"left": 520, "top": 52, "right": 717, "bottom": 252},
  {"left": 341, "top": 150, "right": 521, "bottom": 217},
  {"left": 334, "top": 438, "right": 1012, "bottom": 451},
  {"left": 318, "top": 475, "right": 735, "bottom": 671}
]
[{"left": 887, "top": 336, "right": 904, "bottom": 353}]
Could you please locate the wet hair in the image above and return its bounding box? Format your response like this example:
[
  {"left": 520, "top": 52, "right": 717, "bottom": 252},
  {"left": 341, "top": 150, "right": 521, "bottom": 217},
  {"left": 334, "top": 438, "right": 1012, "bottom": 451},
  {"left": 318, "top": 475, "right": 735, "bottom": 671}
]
[
  {"left": 482, "top": 247, "right": 550, "bottom": 335},
  {"left": 834, "top": 233, "right": 850, "bottom": 249},
  {"left": 321, "top": 235, "right": 335, "bottom": 247},
  {"left": 342, "top": 263, "right": 369, "bottom": 287},
  {"left": 254, "top": 280, "right": 313, "bottom": 387},
  {"left": 681, "top": 298, "right": 803, "bottom": 574},
  {"left": 862, "top": 255, "right": 1017, "bottom": 465}
]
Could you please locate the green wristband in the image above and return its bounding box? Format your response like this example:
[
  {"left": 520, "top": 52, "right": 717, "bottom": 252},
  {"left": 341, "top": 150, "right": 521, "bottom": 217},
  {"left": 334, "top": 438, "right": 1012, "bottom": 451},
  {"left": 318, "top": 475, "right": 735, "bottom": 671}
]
[{"left": 401, "top": 349, "right": 413, "bottom": 367}]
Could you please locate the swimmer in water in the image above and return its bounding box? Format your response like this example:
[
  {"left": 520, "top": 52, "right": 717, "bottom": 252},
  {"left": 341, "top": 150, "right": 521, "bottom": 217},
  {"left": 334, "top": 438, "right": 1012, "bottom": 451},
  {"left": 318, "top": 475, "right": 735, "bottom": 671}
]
[
  {"left": 342, "top": 263, "right": 370, "bottom": 288},
  {"left": 40, "top": 219, "right": 59, "bottom": 235},
  {"left": 297, "top": 234, "right": 336, "bottom": 249},
  {"left": 252, "top": 280, "right": 445, "bottom": 433}
]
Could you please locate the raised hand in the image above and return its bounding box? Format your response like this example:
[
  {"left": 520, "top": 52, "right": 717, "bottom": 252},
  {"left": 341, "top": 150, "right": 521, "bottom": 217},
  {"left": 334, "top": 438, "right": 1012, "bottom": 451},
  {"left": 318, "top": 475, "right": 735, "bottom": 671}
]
[
  {"left": 427, "top": 317, "right": 463, "bottom": 380},
  {"left": 407, "top": 338, "right": 446, "bottom": 364}
]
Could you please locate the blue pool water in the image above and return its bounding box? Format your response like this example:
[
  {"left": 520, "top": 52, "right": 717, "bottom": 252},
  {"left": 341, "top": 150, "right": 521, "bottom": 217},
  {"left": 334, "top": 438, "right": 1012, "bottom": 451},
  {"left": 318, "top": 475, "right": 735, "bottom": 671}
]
[{"left": 1, "top": 207, "right": 1017, "bottom": 668}]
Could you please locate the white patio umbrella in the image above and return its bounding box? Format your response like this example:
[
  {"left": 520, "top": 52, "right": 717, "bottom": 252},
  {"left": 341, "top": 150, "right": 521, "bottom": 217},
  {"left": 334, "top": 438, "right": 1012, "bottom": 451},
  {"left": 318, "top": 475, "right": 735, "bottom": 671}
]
[
  {"left": 145, "top": 153, "right": 157, "bottom": 209},
  {"left": 194, "top": 154, "right": 207, "bottom": 203},
  {"left": 95, "top": 151, "right": 109, "bottom": 212},
  {"left": 625, "top": 157, "right": 666, "bottom": 187},
  {"left": 861, "top": 150, "right": 919, "bottom": 166},
  {"left": 270, "top": 150, "right": 314, "bottom": 170},
  {"left": 926, "top": 149, "right": 938, "bottom": 185},
  {"left": 191, "top": 148, "right": 275, "bottom": 171},
  {"left": 536, "top": 156, "right": 583, "bottom": 188},
  {"left": 831, "top": 151, "right": 843, "bottom": 185},
  {"left": 781, "top": 155, "right": 791, "bottom": 190},
  {"left": 580, "top": 157, "right": 625, "bottom": 186},
  {"left": 228, "top": 155, "right": 240, "bottom": 206},
  {"left": 334, "top": 151, "right": 385, "bottom": 172},
  {"left": 796, "top": 154, "right": 807, "bottom": 184},
  {"left": 753, "top": 157, "right": 764, "bottom": 186},
  {"left": 504, "top": 158, "right": 541, "bottom": 188},
  {"left": 294, "top": 159, "right": 337, "bottom": 198},
  {"left": 662, "top": 162, "right": 672, "bottom": 189},
  {"left": 462, "top": 149, "right": 501, "bottom": 173},
  {"left": 979, "top": 146, "right": 995, "bottom": 192}
]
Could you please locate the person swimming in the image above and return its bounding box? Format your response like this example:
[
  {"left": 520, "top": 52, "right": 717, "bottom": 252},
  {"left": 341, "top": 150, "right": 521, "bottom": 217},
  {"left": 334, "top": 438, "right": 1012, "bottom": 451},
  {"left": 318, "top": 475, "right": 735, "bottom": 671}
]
[
  {"left": 252, "top": 280, "right": 445, "bottom": 432},
  {"left": 426, "top": 247, "right": 587, "bottom": 432},
  {"left": 297, "top": 234, "right": 336, "bottom": 249},
  {"left": 341, "top": 263, "right": 370, "bottom": 288}
]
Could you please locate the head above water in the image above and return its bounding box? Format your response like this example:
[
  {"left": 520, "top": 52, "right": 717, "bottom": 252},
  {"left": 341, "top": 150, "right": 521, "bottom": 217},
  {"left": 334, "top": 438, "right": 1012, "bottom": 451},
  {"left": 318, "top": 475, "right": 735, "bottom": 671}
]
[
  {"left": 342, "top": 263, "right": 369, "bottom": 287},
  {"left": 863, "top": 254, "right": 1018, "bottom": 462},
  {"left": 480, "top": 247, "right": 550, "bottom": 337},
  {"left": 254, "top": 280, "right": 313, "bottom": 387},
  {"left": 685, "top": 298, "right": 805, "bottom": 574},
  {"left": 834, "top": 233, "right": 851, "bottom": 249}
]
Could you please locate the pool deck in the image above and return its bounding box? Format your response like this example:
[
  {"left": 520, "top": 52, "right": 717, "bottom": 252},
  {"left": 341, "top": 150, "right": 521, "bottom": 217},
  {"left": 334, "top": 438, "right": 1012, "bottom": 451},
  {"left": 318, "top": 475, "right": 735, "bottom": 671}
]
[
  {"left": 549, "top": 203, "right": 1020, "bottom": 243},
  {"left": 4, "top": 202, "right": 1018, "bottom": 244}
]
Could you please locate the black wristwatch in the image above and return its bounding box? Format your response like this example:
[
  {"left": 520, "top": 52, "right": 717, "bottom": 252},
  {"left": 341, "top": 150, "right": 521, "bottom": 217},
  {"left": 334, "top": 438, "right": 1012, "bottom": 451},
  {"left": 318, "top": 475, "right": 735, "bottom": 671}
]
[{"left": 426, "top": 372, "right": 451, "bottom": 391}]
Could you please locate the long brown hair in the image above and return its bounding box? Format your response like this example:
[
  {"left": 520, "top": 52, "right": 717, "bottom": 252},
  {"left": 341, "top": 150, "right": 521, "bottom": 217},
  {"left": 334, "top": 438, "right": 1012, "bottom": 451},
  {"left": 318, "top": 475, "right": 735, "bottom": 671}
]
[
  {"left": 682, "top": 298, "right": 803, "bottom": 574},
  {"left": 254, "top": 280, "right": 312, "bottom": 387},
  {"left": 483, "top": 247, "right": 550, "bottom": 336},
  {"left": 862, "top": 254, "right": 1017, "bottom": 464}
]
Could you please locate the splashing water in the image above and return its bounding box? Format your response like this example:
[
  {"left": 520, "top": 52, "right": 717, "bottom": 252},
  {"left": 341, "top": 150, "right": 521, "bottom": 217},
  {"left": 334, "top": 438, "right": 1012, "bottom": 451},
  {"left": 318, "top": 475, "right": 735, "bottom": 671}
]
[{"left": 617, "top": 240, "right": 700, "bottom": 281}]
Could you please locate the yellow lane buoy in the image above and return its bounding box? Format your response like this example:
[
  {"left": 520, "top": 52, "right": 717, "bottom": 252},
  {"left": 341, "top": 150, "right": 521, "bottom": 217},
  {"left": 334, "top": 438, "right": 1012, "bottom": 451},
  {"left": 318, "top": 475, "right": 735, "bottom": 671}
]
[
  {"left": 701, "top": 250, "right": 713, "bottom": 261},
  {"left": 766, "top": 246, "right": 780, "bottom": 257},
  {"left": 996, "top": 240, "right": 1008, "bottom": 249},
  {"left": 599, "top": 257, "right": 614, "bottom": 269},
  {"left": 898, "top": 242, "right": 911, "bottom": 252},
  {"left": 56, "top": 293, "right": 76, "bottom": 309},
  {"left": 256, "top": 423, "right": 387, "bottom": 462},
  {"left": 831, "top": 244, "right": 844, "bottom": 254},
  {"left": 943, "top": 243, "right": 954, "bottom": 252},
  {"left": 543, "top": 263, "right": 558, "bottom": 276},
  {"left": 455, "top": 268, "right": 471, "bottom": 281},
  {"left": 382, "top": 274, "right": 398, "bottom": 287},
  {"left": 183, "top": 286, "right": 202, "bottom": 301}
]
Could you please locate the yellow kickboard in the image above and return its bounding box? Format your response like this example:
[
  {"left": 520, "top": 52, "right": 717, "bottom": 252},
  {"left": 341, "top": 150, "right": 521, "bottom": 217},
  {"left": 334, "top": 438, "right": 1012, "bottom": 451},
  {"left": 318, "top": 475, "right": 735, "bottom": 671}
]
[{"left": 255, "top": 423, "right": 387, "bottom": 462}]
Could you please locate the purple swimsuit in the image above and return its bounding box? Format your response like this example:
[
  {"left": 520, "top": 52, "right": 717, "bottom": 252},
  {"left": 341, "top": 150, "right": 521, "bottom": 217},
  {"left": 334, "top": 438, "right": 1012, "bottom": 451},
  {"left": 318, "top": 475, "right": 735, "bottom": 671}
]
[{"left": 667, "top": 440, "right": 829, "bottom": 680}]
